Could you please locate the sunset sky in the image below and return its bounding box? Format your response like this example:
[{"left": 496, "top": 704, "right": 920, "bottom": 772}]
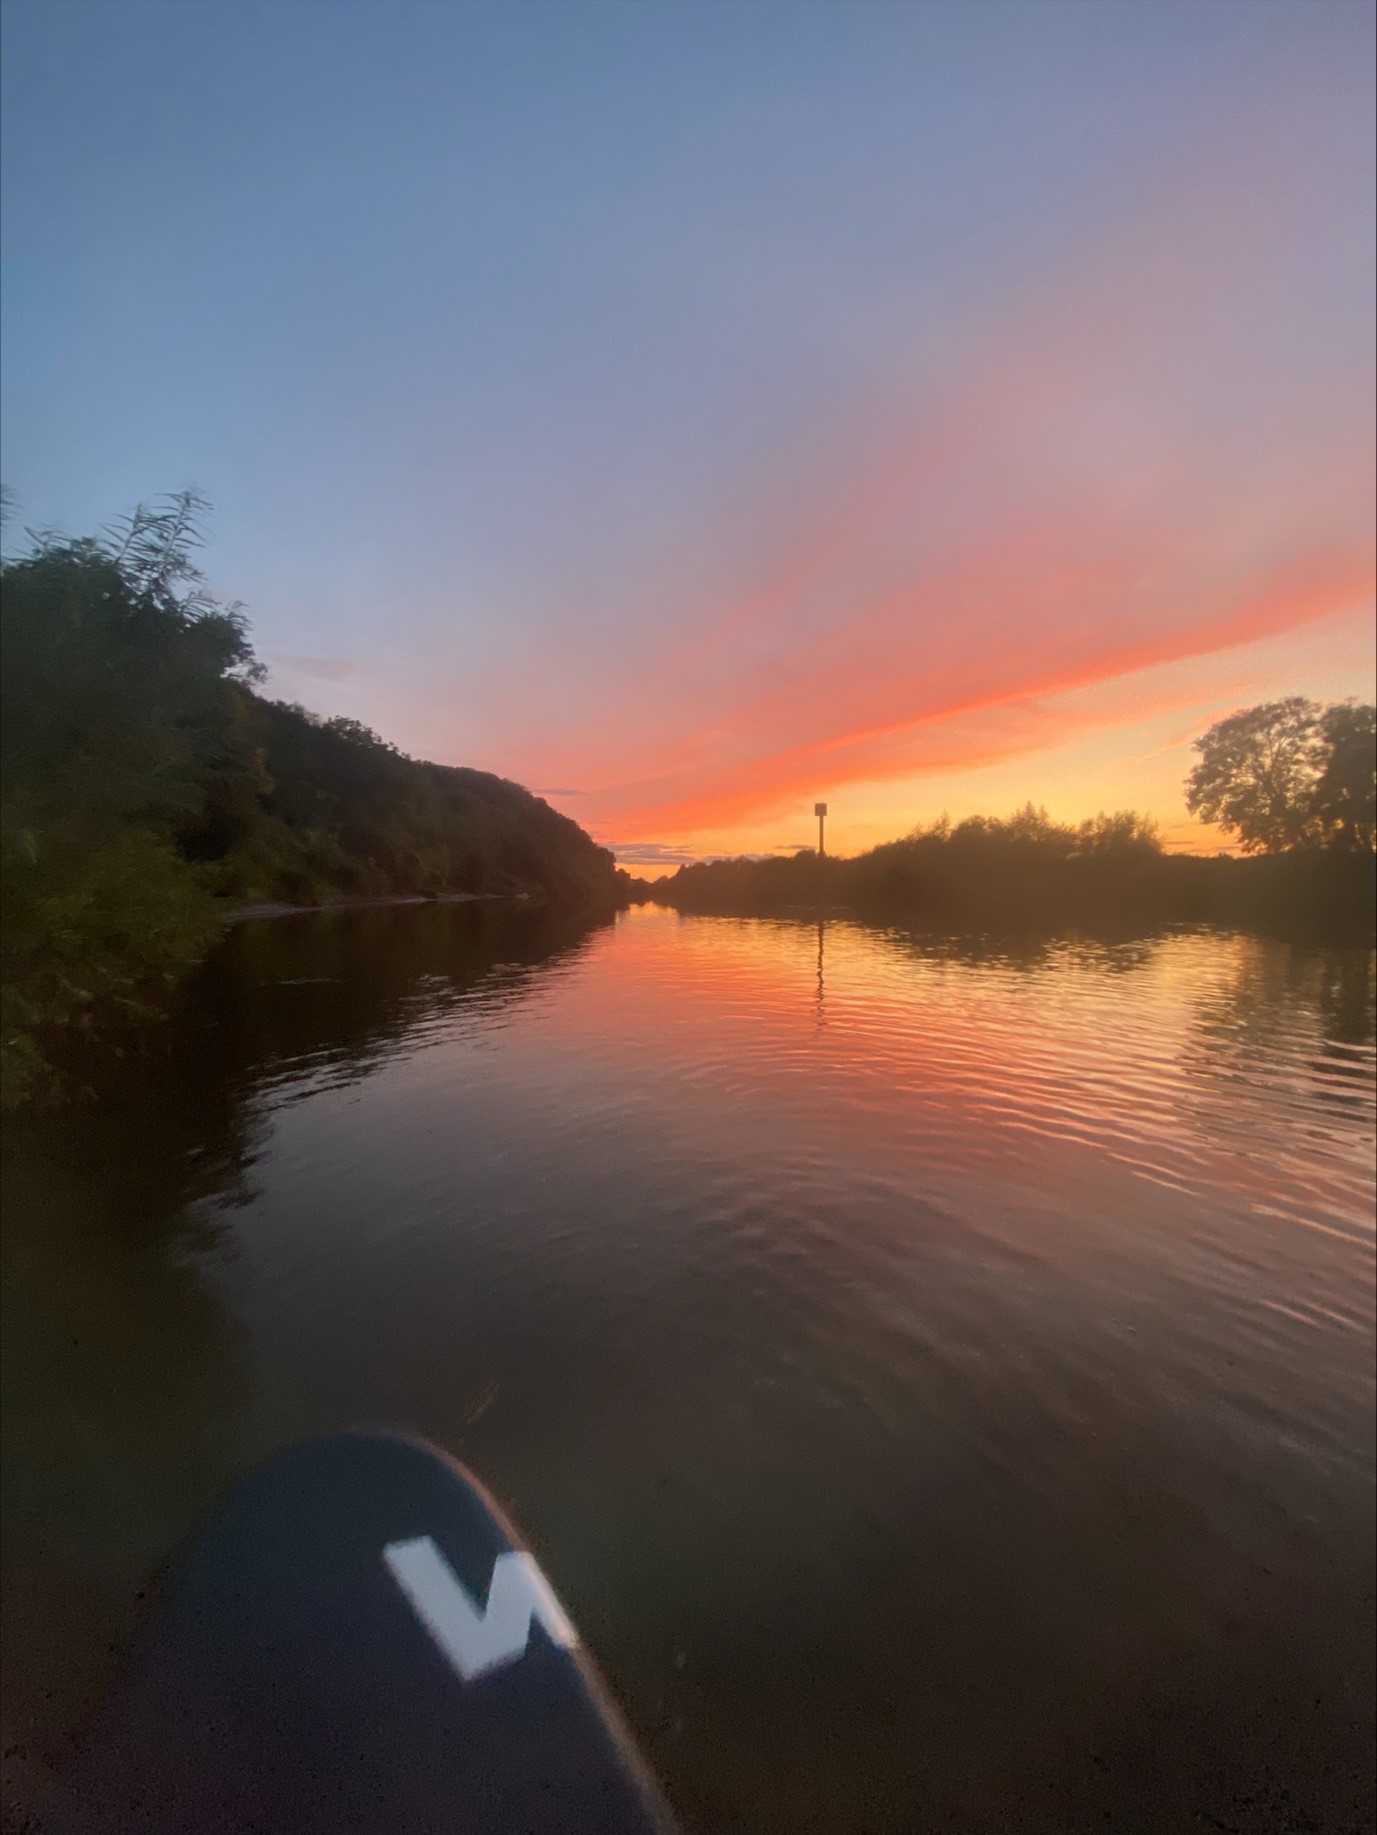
[{"left": 3, "top": 0, "right": 1372, "bottom": 874}]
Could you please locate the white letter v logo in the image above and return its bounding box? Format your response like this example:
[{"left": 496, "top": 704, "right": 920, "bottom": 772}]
[{"left": 383, "top": 1536, "right": 579, "bottom": 1681}]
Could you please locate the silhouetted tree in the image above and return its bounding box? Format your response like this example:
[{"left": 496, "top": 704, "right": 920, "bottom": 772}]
[
  {"left": 1185, "top": 699, "right": 1323, "bottom": 853},
  {"left": 1186, "top": 699, "right": 1377, "bottom": 855},
  {"left": 1075, "top": 810, "right": 1161, "bottom": 854},
  {"left": 1311, "top": 702, "right": 1376, "bottom": 852}
]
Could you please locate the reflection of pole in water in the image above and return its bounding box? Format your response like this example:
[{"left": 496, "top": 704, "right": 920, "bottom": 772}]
[{"left": 814, "top": 804, "right": 828, "bottom": 1025}]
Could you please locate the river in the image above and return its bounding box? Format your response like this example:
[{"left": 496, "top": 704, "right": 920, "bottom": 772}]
[{"left": 2, "top": 902, "right": 1373, "bottom": 1833}]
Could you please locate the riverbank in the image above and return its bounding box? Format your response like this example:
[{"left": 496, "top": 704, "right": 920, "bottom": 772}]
[
  {"left": 1, "top": 514, "right": 628, "bottom": 1110},
  {"left": 649, "top": 842, "right": 1377, "bottom": 943},
  {"left": 225, "top": 890, "right": 532, "bottom": 923}
]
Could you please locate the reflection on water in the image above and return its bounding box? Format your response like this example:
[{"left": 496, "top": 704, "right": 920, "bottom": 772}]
[
  {"left": 816, "top": 915, "right": 826, "bottom": 1027},
  {"left": 2, "top": 905, "right": 1373, "bottom": 1833}
]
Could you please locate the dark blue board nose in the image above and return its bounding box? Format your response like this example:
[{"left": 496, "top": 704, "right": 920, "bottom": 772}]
[{"left": 51, "top": 1430, "right": 678, "bottom": 1834}]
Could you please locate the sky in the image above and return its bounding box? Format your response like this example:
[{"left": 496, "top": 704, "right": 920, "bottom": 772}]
[{"left": 2, "top": 0, "right": 1373, "bottom": 874}]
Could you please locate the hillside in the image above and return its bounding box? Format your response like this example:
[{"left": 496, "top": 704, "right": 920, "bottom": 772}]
[{"left": 0, "top": 500, "right": 619, "bottom": 1105}]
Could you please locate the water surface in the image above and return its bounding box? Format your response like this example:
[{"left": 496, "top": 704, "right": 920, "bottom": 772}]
[{"left": 3, "top": 904, "right": 1374, "bottom": 1833}]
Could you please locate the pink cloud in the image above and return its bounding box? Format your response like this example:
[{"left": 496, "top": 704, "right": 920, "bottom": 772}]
[{"left": 449, "top": 85, "right": 1374, "bottom": 842}]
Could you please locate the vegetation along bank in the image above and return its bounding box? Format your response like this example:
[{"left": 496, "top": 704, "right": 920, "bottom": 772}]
[{"left": 0, "top": 494, "right": 621, "bottom": 1106}]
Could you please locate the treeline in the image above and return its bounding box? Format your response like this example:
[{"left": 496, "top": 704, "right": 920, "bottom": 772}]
[
  {"left": 650, "top": 804, "right": 1376, "bottom": 936},
  {"left": 0, "top": 494, "right": 619, "bottom": 1105}
]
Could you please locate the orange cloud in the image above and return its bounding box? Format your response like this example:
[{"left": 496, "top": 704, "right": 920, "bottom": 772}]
[
  {"left": 446, "top": 83, "right": 1373, "bottom": 850},
  {"left": 568, "top": 539, "right": 1371, "bottom": 842}
]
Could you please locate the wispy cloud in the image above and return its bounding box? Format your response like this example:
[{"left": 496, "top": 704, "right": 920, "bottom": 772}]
[
  {"left": 272, "top": 654, "right": 359, "bottom": 683},
  {"left": 479, "top": 89, "right": 1373, "bottom": 846},
  {"left": 604, "top": 841, "right": 704, "bottom": 867}
]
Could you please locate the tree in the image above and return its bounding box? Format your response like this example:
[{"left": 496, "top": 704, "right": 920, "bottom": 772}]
[
  {"left": 2, "top": 491, "right": 625, "bottom": 1103},
  {"left": 1075, "top": 810, "right": 1161, "bottom": 855},
  {"left": 1311, "top": 702, "right": 1376, "bottom": 852},
  {"left": 948, "top": 803, "right": 1076, "bottom": 858},
  {"left": 1186, "top": 699, "right": 1377, "bottom": 855},
  {"left": 1185, "top": 699, "right": 1323, "bottom": 853},
  {"left": 0, "top": 495, "right": 260, "bottom": 1104}
]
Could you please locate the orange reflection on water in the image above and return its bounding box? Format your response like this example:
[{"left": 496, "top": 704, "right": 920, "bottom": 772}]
[{"left": 509, "top": 906, "right": 1375, "bottom": 1287}]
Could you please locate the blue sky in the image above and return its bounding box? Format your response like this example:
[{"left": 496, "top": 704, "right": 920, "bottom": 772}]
[{"left": 3, "top": 0, "right": 1373, "bottom": 866}]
